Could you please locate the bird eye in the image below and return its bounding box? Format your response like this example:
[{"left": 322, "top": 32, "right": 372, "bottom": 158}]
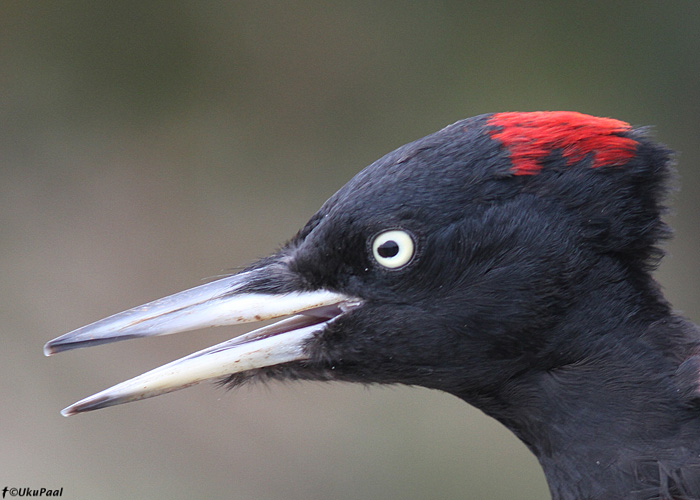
[{"left": 371, "top": 230, "right": 415, "bottom": 269}]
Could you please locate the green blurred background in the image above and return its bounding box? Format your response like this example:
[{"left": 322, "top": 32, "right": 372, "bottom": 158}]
[{"left": 3, "top": 2, "right": 699, "bottom": 499}]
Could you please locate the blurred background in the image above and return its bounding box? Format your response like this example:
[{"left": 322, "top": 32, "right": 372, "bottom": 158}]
[{"left": 3, "top": 2, "right": 699, "bottom": 499}]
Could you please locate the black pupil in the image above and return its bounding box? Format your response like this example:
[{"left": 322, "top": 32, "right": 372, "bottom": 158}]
[{"left": 377, "top": 240, "right": 400, "bottom": 258}]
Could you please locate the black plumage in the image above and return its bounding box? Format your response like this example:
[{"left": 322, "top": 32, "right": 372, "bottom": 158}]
[{"left": 46, "top": 112, "right": 700, "bottom": 499}]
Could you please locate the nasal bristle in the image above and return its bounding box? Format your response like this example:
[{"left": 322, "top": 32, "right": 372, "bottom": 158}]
[{"left": 487, "top": 111, "right": 638, "bottom": 175}]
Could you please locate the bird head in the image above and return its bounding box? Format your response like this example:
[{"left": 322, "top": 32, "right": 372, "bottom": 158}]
[{"left": 45, "top": 112, "right": 673, "bottom": 418}]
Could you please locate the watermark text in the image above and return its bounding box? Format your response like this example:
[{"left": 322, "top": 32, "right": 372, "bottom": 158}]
[{"left": 2, "top": 487, "right": 63, "bottom": 498}]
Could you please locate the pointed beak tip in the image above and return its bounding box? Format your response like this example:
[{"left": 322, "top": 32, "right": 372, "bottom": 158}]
[
  {"left": 61, "top": 394, "right": 114, "bottom": 416},
  {"left": 46, "top": 273, "right": 361, "bottom": 413},
  {"left": 44, "top": 342, "right": 56, "bottom": 357},
  {"left": 44, "top": 338, "right": 72, "bottom": 356}
]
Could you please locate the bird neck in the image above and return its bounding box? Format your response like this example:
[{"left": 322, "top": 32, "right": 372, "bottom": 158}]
[
  {"left": 511, "top": 345, "right": 700, "bottom": 499},
  {"left": 472, "top": 278, "right": 700, "bottom": 500}
]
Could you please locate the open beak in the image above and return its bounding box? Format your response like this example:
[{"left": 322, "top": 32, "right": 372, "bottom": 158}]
[{"left": 45, "top": 264, "right": 360, "bottom": 416}]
